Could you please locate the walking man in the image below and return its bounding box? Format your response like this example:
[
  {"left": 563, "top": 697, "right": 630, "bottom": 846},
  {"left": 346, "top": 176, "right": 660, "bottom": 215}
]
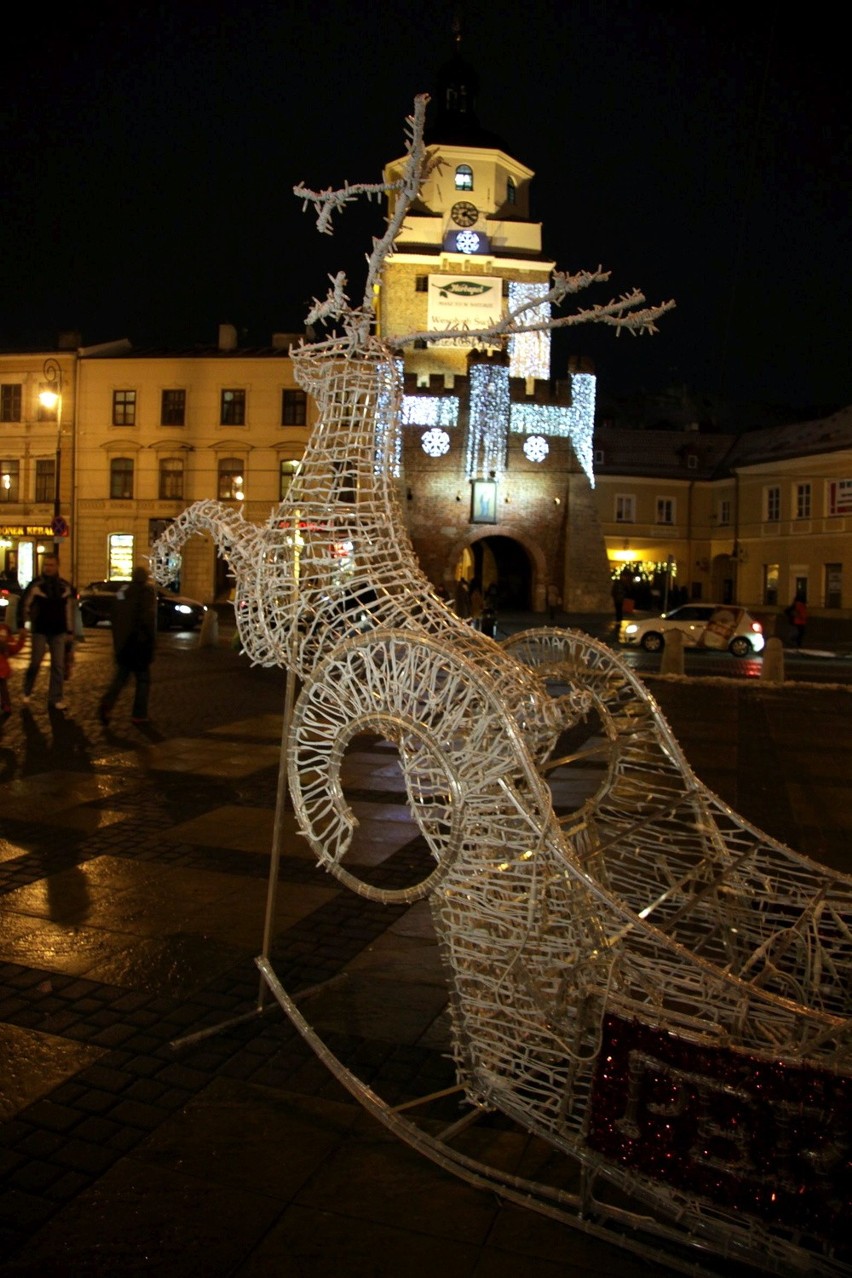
[
  {"left": 99, "top": 566, "right": 158, "bottom": 725},
  {"left": 22, "top": 555, "right": 76, "bottom": 710}
]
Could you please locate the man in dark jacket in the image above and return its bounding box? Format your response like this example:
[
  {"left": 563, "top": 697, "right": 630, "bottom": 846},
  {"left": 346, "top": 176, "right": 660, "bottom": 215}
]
[
  {"left": 22, "top": 554, "right": 76, "bottom": 710},
  {"left": 99, "top": 565, "right": 158, "bottom": 725}
]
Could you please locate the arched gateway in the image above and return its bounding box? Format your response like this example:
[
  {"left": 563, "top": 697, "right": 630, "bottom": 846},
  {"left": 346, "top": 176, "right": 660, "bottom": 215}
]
[{"left": 450, "top": 530, "right": 546, "bottom": 612}]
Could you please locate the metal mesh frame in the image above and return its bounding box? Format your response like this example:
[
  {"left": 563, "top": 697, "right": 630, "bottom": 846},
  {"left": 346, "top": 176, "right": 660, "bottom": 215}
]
[{"left": 153, "top": 336, "right": 851, "bottom": 1278}]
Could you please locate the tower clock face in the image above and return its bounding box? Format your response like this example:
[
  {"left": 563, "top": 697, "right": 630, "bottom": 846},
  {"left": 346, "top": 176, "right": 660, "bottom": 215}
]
[{"left": 450, "top": 201, "right": 479, "bottom": 227}]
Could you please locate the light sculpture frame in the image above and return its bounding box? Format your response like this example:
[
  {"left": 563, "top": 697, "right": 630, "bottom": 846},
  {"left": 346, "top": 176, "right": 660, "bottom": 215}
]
[{"left": 151, "top": 96, "right": 850, "bottom": 1277}]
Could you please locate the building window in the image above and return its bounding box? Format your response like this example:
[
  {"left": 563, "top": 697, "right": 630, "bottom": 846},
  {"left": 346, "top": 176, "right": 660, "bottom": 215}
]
[
  {"left": 764, "top": 485, "right": 780, "bottom": 521},
  {"left": 161, "top": 389, "right": 186, "bottom": 426},
  {"left": 281, "top": 389, "right": 307, "bottom": 426},
  {"left": 110, "top": 457, "right": 134, "bottom": 499},
  {"left": 108, "top": 533, "right": 134, "bottom": 580},
  {"left": 0, "top": 384, "right": 22, "bottom": 422},
  {"left": 825, "top": 562, "right": 842, "bottom": 608},
  {"left": 506, "top": 175, "right": 516, "bottom": 205},
  {"left": 763, "top": 563, "right": 779, "bottom": 606},
  {"left": 415, "top": 276, "right": 428, "bottom": 292},
  {"left": 218, "top": 457, "right": 244, "bottom": 501},
  {"left": 828, "top": 479, "right": 852, "bottom": 515},
  {"left": 615, "top": 494, "right": 635, "bottom": 523},
  {"left": 656, "top": 497, "right": 675, "bottom": 525},
  {"left": 454, "top": 164, "right": 473, "bottom": 191},
  {"left": 686, "top": 454, "right": 698, "bottom": 470},
  {"left": 795, "top": 482, "right": 811, "bottom": 519},
  {"left": 718, "top": 499, "right": 731, "bottom": 525},
  {"left": 0, "top": 460, "right": 20, "bottom": 502},
  {"left": 159, "top": 457, "right": 184, "bottom": 500},
  {"left": 112, "top": 390, "right": 137, "bottom": 426},
  {"left": 220, "top": 389, "right": 246, "bottom": 425},
  {"left": 594, "top": 448, "right": 605, "bottom": 465},
  {"left": 35, "top": 459, "right": 56, "bottom": 503},
  {"left": 280, "top": 459, "right": 299, "bottom": 501}
]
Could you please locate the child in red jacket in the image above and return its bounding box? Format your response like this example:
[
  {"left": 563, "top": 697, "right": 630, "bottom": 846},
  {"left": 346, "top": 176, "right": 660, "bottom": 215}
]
[{"left": 0, "top": 622, "right": 25, "bottom": 717}]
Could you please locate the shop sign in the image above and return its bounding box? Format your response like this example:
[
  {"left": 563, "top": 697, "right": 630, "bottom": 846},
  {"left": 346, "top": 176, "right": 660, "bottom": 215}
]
[{"left": 0, "top": 525, "right": 54, "bottom": 537}]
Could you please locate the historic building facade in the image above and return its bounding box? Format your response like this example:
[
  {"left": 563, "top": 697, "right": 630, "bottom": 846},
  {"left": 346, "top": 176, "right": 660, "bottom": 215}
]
[
  {"left": 0, "top": 346, "right": 76, "bottom": 589},
  {"left": 1, "top": 56, "right": 849, "bottom": 618}
]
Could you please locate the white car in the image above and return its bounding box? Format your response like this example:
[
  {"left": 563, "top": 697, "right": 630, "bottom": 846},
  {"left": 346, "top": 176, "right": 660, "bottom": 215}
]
[{"left": 622, "top": 604, "right": 765, "bottom": 656}]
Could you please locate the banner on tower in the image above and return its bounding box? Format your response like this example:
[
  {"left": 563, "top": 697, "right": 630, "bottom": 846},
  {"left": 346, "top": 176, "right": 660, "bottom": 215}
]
[{"left": 427, "top": 275, "right": 503, "bottom": 346}]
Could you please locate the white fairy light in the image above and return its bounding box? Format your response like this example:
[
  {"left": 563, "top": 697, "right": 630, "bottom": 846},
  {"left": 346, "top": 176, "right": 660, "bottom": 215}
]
[
  {"left": 421, "top": 428, "right": 451, "bottom": 457},
  {"left": 509, "top": 372, "right": 597, "bottom": 487},
  {"left": 522, "top": 434, "right": 549, "bottom": 463},
  {"left": 401, "top": 396, "right": 460, "bottom": 428},
  {"left": 508, "top": 282, "right": 552, "bottom": 380},
  {"left": 375, "top": 359, "right": 403, "bottom": 477},
  {"left": 466, "top": 361, "right": 510, "bottom": 480}
]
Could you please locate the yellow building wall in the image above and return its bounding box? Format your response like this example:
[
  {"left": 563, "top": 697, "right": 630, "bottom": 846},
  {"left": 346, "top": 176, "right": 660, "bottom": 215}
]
[
  {"left": 0, "top": 352, "right": 77, "bottom": 584},
  {"left": 74, "top": 353, "right": 312, "bottom": 601}
]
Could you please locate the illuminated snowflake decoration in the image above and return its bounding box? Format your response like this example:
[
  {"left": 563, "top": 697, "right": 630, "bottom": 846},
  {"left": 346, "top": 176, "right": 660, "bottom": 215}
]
[
  {"left": 456, "top": 230, "right": 481, "bottom": 254},
  {"left": 522, "top": 434, "right": 549, "bottom": 463},
  {"left": 421, "top": 428, "right": 451, "bottom": 457}
]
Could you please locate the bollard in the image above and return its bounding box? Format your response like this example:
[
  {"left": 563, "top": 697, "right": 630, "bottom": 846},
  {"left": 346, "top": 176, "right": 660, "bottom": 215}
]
[
  {"left": 761, "top": 634, "right": 785, "bottom": 683},
  {"left": 660, "top": 627, "right": 685, "bottom": 675},
  {"left": 196, "top": 606, "right": 219, "bottom": 648}
]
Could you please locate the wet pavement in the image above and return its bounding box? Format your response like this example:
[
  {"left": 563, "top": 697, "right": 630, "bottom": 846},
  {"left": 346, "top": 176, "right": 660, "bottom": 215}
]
[{"left": 1, "top": 618, "right": 850, "bottom": 1276}]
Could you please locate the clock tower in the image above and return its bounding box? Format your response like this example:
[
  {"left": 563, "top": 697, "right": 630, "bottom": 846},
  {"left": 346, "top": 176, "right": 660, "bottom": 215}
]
[
  {"left": 378, "top": 50, "right": 555, "bottom": 381},
  {"left": 377, "top": 47, "right": 611, "bottom": 619}
]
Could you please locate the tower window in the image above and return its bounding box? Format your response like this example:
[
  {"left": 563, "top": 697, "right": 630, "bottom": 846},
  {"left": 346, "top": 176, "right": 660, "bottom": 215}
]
[
  {"left": 506, "top": 176, "right": 516, "bottom": 205},
  {"left": 415, "top": 276, "right": 428, "bottom": 293},
  {"left": 454, "top": 164, "right": 473, "bottom": 191}
]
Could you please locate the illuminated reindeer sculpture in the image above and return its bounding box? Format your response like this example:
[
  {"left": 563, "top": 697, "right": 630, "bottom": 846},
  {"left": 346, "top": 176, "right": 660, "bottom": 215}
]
[{"left": 153, "top": 98, "right": 851, "bottom": 1277}]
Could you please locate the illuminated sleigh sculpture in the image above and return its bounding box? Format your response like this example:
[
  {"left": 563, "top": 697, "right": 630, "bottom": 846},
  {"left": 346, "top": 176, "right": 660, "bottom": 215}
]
[{"left": 153, "top": 98, "right": 851, "bottom": 1276}]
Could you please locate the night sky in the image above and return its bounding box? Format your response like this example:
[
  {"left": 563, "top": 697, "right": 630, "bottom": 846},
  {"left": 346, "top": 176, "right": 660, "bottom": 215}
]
[{"left": 2, "top": 1, "right": 847, "bottom": 412}]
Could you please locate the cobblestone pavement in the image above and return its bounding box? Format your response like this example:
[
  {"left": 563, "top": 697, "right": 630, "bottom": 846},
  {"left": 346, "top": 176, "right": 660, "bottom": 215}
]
[{"left": 0, "top": 621, "right": 850, "bottom": 1276}]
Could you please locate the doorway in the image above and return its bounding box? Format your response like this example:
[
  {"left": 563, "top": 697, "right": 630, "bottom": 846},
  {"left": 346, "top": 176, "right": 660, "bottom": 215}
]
[{"left": 455, "top": 536, "right": 533, "bottom": 611}]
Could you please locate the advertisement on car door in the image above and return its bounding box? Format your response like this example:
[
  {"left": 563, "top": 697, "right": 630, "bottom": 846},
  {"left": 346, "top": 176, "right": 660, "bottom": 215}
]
[{"left": 698, "top": 607, "right": 745, "bottom": 649}]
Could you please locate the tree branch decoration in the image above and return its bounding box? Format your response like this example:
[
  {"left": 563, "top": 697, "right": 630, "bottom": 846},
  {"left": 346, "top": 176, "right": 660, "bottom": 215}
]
[{"left": 294, "top": 93, "right": 675, "bottom": 353}]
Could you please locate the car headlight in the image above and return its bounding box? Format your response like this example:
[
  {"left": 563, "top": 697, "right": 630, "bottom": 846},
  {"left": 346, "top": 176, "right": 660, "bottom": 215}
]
[
  {"left": 175, "top": 604, "right": 192, "bottom": 614},
  {"left": 624, "top": 623, "right": 638, "bottom": 635}
]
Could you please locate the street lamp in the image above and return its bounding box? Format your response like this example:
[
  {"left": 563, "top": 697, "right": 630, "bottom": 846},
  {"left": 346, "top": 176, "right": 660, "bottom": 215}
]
[{"left": 38, "top": 358, "right": 63, "bottom": 561}]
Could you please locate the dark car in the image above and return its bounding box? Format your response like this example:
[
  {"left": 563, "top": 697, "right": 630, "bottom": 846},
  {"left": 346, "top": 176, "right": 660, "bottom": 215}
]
[{"left": 78, "top": 580, "right": 207, "bottom": 631}]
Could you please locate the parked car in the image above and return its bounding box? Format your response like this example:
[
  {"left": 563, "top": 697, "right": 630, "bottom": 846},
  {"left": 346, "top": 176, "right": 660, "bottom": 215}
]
[
  {"left": 622, "top": 604, "right": 765, "bottom": 657},
  {"left": 78, "top": 580, "right": 207, "bottom": 631}
]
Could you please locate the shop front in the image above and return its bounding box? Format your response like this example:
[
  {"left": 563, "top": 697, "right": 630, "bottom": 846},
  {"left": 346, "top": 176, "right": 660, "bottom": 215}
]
[
  {"left": 609, "top": 550, "right": 685, "bottom": 612},
  {"left": 0, "top": 524, "right": 61, "bottom": 588}
]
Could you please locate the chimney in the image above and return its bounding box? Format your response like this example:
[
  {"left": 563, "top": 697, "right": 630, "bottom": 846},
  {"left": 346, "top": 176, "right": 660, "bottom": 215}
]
[
  {"left": 271, "top": 332, "right": 300, "bottom": 351},
  {"left": 218, "top": 324, "right": 238, "bottom": 352}
]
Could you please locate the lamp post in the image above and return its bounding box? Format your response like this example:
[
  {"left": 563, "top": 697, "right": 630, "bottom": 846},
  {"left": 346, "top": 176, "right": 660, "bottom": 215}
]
[{"left": 39, "top": 358, "right": 63, "bottom": 561}]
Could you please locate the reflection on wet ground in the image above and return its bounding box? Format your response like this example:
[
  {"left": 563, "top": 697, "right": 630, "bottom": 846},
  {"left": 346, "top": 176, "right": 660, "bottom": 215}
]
[{"left": 0, "top": 633, "right": 850, "bottom": 1276}]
